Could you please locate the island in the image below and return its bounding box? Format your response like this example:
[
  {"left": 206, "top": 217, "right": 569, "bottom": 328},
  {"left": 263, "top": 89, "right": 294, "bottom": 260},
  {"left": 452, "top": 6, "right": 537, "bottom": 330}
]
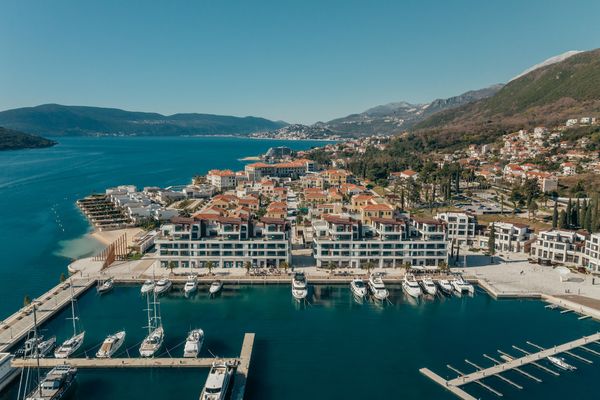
[{"left": 0, "top": 126, "right": 57, "bottom": 151}]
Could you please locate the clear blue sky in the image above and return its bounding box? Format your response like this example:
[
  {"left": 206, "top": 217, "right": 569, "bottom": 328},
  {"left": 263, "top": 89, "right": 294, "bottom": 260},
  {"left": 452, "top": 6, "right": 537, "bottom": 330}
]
[{"left": 1, "top": 0, "right": 599, "bottom": 124}]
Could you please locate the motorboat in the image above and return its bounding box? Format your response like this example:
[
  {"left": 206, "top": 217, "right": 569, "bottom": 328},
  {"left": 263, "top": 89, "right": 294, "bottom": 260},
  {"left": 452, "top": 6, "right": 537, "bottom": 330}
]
[
  {"left": 420, "top": 277, "right": 437, "bottom": 296},
  {"left": 55, "top": 285, "right": 85, "bottom": 359},
  {"left": 183, "top": 328, "right": 204, "bottom": 358},
  {"left": 451, "top": 276, "right": 475, "bottom": 295},
  {"left": 350, "top": 279, "right": 367, "bottom": 299},
  {"left": 25, "top": 365, "right": 77, "bottom": 400},
  {"left": 96, "top": 278, "right": 114, "bottom": 294},
  {"left": 154, "top": 279, "right": 172, "bottom": 296},
  {"left": 367, "top": 273, "right": 389, "bottom": 301},
  {"left": 17, "top": 335, "right": 57, "bottom": 358},
  {"left": 96, "top": 331, "right": 126, "bottom": 358},
  {"left": 548, "top": 356, "right": 576, "bottom": 371},
  {"left": 140, "top": 279, "right": 155, "bottom": 295},
  {"left": 199, "top": 362, "right": 236, "bottom": 400},
  {"left": 183, "top": 275, "right": 198, "bottom": 297},
  {"left": 291, "top": 272, "right": 308, "bottom": 301},
  {"left": 402, "top": 274, "right": 422, "bottom": 298},
  {"left": 209, "top": 280, "right": 223, "bottom": 295},
  {"left": 436, "top": 279, "right": 454, "bottom": 295}
]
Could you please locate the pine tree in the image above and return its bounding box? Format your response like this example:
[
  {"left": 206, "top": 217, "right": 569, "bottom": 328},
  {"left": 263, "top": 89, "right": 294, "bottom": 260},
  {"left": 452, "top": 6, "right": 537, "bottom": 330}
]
[
  {"left": 559, "top": 209, "right": 568, "bottom": 229},
  {"left": 552, "top": 201, "right": 558, "bottom": 228}
]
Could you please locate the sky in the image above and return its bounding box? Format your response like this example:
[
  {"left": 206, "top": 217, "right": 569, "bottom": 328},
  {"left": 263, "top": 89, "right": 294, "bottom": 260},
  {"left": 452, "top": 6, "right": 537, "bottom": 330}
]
[{"left": 1, "top": 0, "right": 600, "bottom": 124}]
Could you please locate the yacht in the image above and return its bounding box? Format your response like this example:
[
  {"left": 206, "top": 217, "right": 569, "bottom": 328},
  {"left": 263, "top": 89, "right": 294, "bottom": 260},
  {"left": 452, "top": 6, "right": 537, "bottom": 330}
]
[
  {"left": 183, "top": 329, "right": 204, "bottom": 358},
  {"left": 199, "top": 362, "right": 236, "bottom": 400},
  {"left": 96, "top": 331, "right": 126, "bottom": 358},
  {"left": 402, "top": 274, "right": 422, "bottom": 298},
  {"left": 183, "top": 275, "right": 198, "bottom": 297},
  {"left": 54, "top": 286, "right": 85, "bottom": 359},
  {"left": 451, "top": 276, "right": 475, "bottom": 295},
  {"left": 420, "top": 277, "right": 437, "bottom": 296},
  {"left": 140, "top": 279, "right": 155, "bottom": 295},
  {"left": 436, "top": 279, "right": 454, "bottom": 295},
  {"left": 209, "top": 280, "right": 223, "bottom": 295},
  {"left": 154, "top": 279, "right": 172, "bottom": 296},
  {"left": 17, "top": 336, "right": 56, "bottom": 358},
  {"left": 139, "top": 292, "right": 164, "bottom": 358},
  {"left": 367, "top": 273, "right": 389, "bottom": 301},
  {"left": 24, "top": 365, "right": 77, "bottom": 400},
  {"left": 291, "top": 272, "right": 308, "bottom": 301},
  {"left": 350, "top": 279, "right": 367, "bottom": 299},
  {"left": 548, "top": 356, "right": 576, "bottom": 371},
  {"left": 96, "top": 278, "right": 114, "bottom": 294}
]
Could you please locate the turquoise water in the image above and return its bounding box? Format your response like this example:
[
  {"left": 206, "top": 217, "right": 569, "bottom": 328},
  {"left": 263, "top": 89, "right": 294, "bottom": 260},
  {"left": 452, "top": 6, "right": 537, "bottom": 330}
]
[{"left": 1, "top": 137, "right": 599, "bottom": 400}]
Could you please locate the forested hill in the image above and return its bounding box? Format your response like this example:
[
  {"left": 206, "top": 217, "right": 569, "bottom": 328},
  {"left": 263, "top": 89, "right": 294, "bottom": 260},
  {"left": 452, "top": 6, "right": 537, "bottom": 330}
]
[{"left": 0, "top": 127, "right": 57, "bottom": 150}]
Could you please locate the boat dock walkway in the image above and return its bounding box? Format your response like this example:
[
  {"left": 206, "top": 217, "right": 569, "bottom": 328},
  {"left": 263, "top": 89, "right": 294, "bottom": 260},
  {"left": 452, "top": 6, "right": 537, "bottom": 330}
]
[
  {"left": 420, "top": 332, "right": 600, "bottom": 399},
  {"left": 0, "top": 277, "right": 95, "bottom": 353}
]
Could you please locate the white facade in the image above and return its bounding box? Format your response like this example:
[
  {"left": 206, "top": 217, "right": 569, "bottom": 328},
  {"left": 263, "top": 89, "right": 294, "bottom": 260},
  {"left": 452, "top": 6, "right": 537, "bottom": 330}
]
[
  {"left": 436, "top": 212, "right": 477, "bottom": 245},
  {"left": 530, "top": 229, "right": 587, "bottom": 265},
  {"left": 489, "top": 222, "right": 531, "bottom": 253},
  {"left": 583, "top": 233, "right": 600, "bottom": 274},
  {"left": 207, "top": 170, "right": 237, "bottom": 191}
]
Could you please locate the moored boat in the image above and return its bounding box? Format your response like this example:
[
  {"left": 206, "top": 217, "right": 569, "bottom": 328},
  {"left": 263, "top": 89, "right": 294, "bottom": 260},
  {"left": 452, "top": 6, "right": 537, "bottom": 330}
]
[
  {"left": 199, "top": 362, "right": 236, "bottom": 400},
  {"left": 154, "top": 279, "right": 172, "bottom": 296},
  {"left": 436, "top": 279, "right": 454, "bottom": 295},
  {"left": 96, "top": 331, "right": 126, "bottom": 358},
  {"left": 183, "top": 328, "right": 204, "bottom": 358},
  {"left": 548, "top": 356, "right": 576, "bottom": 371},
  {"left": 209, "top": 280, "right": 223, "bottom": 295},
  {"left": 291, "top": 272, "right": 308, "bottom": 301},
  {"left": 420, "top": 277, "right": 437, "bottom": 296},
  {"left": 367, "top": 273, "right": 389, "bottom": 301},
  {"left": 350, "top": 278, "right": 367, "bottom": 299},
  {"left": 140, "top": 279, "right": 155, "bottom": 295},
  {"left": 402, "top": 274, "right": 422, "bottom": 298},
  {"left": 451, "top": 276, "right": 475, "bottom": 295},
  {"left": 184, "top": 275, "right": 198, "bottom": 297},
  {"left": 17, "top": 336, "right": 57, "bottom": 358},
  {"left": 96, "top": 278, "right": 114, "bottom": 294},
  {"left": 24, "top": 365, "right": 77, "bottom": 400},
  {"left": 139, "top": 291, "right": 164, "bottom": 358},
  {"left": 54, "top": 285, "right": 85, "bottom": 359}
]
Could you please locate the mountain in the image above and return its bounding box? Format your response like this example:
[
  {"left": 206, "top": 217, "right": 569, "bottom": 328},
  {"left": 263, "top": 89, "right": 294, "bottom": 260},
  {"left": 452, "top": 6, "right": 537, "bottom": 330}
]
[
  {"left": 319, "top": 85, "right": 503, "bottom": 136},
  {"left": 509, "top": 50, "right": 582, "bottom": 82},
  {"left": 0, "top": 127, "right": 56, "bottom": 151},
  {"left": 410, "top": 48, "right": 600, "bottom": 150},
  {"left": 0, "top": 104, "right": 287, "bottom": 137}
]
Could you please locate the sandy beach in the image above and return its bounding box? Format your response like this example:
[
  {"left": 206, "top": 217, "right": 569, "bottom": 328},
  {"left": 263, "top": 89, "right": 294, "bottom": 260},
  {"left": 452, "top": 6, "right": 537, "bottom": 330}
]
[{"left": 90, "top": 227, "right": 144, "bottom": 247}]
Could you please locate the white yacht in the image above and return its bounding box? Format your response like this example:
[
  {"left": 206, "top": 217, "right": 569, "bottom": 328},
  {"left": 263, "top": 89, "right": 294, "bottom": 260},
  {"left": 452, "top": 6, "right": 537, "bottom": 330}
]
[
  {"left": 96, "top": 331, "right": 126, "bottom": 358},
  {"left": 451, "top": 276, "right": 475, "bottom": 295},
  {"left": 55, "top": 285, "right": 85, "bottom": 359},
  {"left": 367, "top": 273, "right": 389, "bottom": 301},
  {"left": 183, "top": 329, "right": 204, "bottom": 358},
  {"left": 199, "top": 362, "right": 236, "bottom": 400},
  {"left": 24, "top": 365, "right": 77, "bottom": 400},
  {"left": 350, "top": 279, "right": 367, "bottom": 299},
  {"left": 183, "top": 275, "right": 198, "bottom": 296},
  {"left": 420, "top": 277, "right": 437, "bottom": 296},
  {"left": 436, "top": 279, "right": 454, "bottom": 295},
  {"left": 140, "top": 279, "right": 155, "bottom": 295},
  {"left": 291, "top": 272, "right": 308, "bottom": 301},
  {"left": 18, "top": 336, "right": 56, "bottom": 358},
  {"left": 139, "top": 293, "right": 164, "bottom": 358},
  {"left": 548, "top": 356, "right": 576, "bottom": 371},
  {"left": 402, "top": 274, "right": 422, "bottom": 298},
  {"left": 96, "top": 278, "right": 114, "bottom": 294},
  {"left": 209, "top": 280, "right": 223, "bottom": 295},
  {"left": 154, "top": 279, "right": 172, "bottom": 296}
]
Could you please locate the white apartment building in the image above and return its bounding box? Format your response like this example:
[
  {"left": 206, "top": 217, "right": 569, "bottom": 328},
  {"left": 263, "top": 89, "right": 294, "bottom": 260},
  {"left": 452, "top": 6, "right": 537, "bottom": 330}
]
[
  {"left": 436, "top": 212, "right": 477, "bottom": 245},
  {"left": 530, "top": 229, "right": 587, "bottom": 265},
  {"left": 312, "top": 215, "right": 448, "bottom": 269},
  {"left": 487, "top": 222, "right": 532, "bottom": 253},
  {"left": 156, "top": 216, "right": 290, "bottom": 269},
  {"left": 583, "top": 232, "right": 600, "bottom": 274},
  {"left": 207, "top": 169, "right": 237, "bottom": 191}
]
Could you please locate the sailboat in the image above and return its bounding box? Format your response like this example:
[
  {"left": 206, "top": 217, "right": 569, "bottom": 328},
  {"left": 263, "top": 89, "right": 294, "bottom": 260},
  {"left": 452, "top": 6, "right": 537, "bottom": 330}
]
[
  {"left": 54, "top": 284, "right": 85, "bottom": 359},
  {"left": 139, "top": 291, "right": 164, "bottom": 357}
]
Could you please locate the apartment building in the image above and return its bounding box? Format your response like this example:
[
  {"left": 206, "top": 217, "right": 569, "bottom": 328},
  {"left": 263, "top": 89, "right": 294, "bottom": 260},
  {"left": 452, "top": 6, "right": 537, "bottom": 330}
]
[
  {"left": 582, "top": 232, "right": 600, "bottom": 274},
  {"left": 488, "top": 222, "right": 532, "bottom": 253},
  {"left": 530, "top": 229, "right": 588, "bottom": 265},
  {"left": 156, "top": 216, "right": 290, "bottom": 269},
  {"left": 435, "top": 212, "right": 477, "bottom": 245},
  {"left": 245, "top": 159, "right": 315, "bottom": 181},
  {"left": 207, "top": 169, "right": 237, "bottom": 191}
]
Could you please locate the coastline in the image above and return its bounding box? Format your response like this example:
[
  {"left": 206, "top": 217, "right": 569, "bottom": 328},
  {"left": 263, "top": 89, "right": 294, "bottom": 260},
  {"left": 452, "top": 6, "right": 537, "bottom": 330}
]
[{"left": 90, "top": 227, "right": 144, "bottom": 247}]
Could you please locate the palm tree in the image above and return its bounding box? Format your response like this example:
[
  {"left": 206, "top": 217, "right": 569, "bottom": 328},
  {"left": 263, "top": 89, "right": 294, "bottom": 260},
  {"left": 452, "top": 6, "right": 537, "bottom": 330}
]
[
  {"left": 364, "top": 261, "right": 375, "bottom": 274},
  {"left": 23, "top": 295, "right": 31, "bottom": 307},
  {"left": 327, "top": 261, "right": 336, "bottom": 274},
  {"left": 244, "top": 261, "right": 252, "bottom": 275},
  {"left": 206, "top": 261, "right": 215, "bottom": 276},
  {"left": 280, "top": 261, "right": 289, "bottom": 274},
  {"left": 168, "top": 260, "right": 177, "bottom": 276}
]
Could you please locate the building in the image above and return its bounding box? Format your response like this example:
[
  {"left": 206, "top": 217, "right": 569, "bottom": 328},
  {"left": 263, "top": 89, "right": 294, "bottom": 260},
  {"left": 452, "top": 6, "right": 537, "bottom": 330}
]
[
  {"left": 156, "top": 216, "right": 291, "bottom": 269},
  {"left": 487, "top": 222, "right": 532, "bottom": 253},
  {"left": 312, "top": 214, "right": 448, "bottom": 269},
  {"left": 582, "top": 232, "right": 600, "bottom": 274},
  {"left": 435, "top": 212, "right": 477, "bottom": 245},
  {"left": 245, "top": 159, "right": 314, "bottom": 181},
  {"left": 207, "top": 169, "right": 237, "bottom": 191},
  {"left": 530, "top": 229, "right": 587, "bottom": 265}
]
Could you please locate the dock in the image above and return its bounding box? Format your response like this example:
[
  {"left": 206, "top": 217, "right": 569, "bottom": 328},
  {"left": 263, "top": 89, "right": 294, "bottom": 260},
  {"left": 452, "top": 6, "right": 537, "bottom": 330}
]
[{"left": 420, "top": 332, "right": 600, "bottom": 400}]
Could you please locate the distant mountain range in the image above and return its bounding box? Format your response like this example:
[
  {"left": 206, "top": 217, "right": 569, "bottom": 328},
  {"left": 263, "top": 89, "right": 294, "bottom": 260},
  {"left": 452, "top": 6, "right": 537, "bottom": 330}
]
[
  {"left": 0, "top": 127, "right": 56, "bottom": 151},
  {"left": 0, "top": 104, "right": 286, "bottom": 137}
]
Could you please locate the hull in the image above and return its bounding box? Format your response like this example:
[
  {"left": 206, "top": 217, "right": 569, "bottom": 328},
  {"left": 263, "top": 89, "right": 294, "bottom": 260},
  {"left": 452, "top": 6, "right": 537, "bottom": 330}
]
[
  {"left": 154, "top": 280, "right": 172, "bottom": 295},
  {"left": 183, "top": 329, "right": 204, "bottom": 358},
  {"left": 139, "top": 327, "right": 164, "bottom": 358},
  {"left": 54, "top": 332, "right": 85, "bottom": 359},
  {"left": 209, "top": 282, "right": 223, "bottom": 295},
  {"left": 402, "top": 282, "right": 422, "bottom": 298},
  {"left": 96, "top": 331, "right": 126, "bottom": 358},
  {"left": 292, "top": 289, "right": 308, "bottom": 300}
]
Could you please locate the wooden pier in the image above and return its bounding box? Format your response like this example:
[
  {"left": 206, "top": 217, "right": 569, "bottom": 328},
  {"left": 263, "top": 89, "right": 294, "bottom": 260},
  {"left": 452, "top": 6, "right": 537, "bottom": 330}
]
[{"left": 420, "top": 332, "right": 600, "bottom": 400}]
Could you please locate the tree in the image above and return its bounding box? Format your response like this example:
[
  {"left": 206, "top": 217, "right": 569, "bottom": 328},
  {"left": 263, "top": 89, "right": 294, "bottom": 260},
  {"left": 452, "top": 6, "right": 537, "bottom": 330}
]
[
  {"left": 527, "top": 200, "right": 538, "bottom": 220},
  {"left": 327, "top": 261, "right": 336, "bottom": 273},
  {"left": 584, "top": 205, "right": 593, "bottom": 232},
  {"left": 280, "top": 261, "right": 289, "bottom": 273},
  {"left": 59, "top": 273, "right": 66, "bottom": 283},
  {"left": 206, "top": 261, "right": 215, "bottom": 275},
  {"left": 23, "top": 295, "right": 31, "bottom": 307},
  {"left": 552, "top": 201, "right": 558, "bottom": 228},
  {"left": 559, "top": 209, "right": 568, "bottom": 229},
  {"left": 364, "top": 261, "right": 375, "bottom": 274},
  {"left": 488, "top": 223, "right": 496, "bottom": 263},
  {"left": 168, "top": 260, "right": 177, "bottom": 276},
  {"left": 566, "top": 198, "right": 573, "bottom": 227},
  {"left": 244, "top": 261, "right": 252, "bottom": 275}
]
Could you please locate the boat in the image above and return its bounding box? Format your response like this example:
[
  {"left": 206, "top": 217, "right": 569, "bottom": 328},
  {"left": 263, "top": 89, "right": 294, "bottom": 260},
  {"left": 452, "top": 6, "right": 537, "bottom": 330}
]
[
  {"left": 350, "top": 279, "right": 367, "bottom": 299},
  {"left": 183, "top": 275, "right": 198, "bottom": 296},
  {"left": 209, "top": 280, "right": 223, "bottom": 295},
  {"left": 451, "top": 276, "right": 475, "bottom": 295},
  {"left": 0, "top": 353, "right": 19, "bottom": 393},
  {"left": 140, "top": 279, "right": 155, "bottom": 295},
  {"left": 367, "top": 273, "right": 389, "bottom": 301},
  {"left": 153, "top": 279, "right": 172, "bottom": 296},
  {"left": 402, "top": 274, "right": 422, "bottom": 298},
  {"left": 96, "top": 278, "right": 114, "bottom": 294},
  {"left": 96, "top": 331, "right": 126, "bottom": 358},
  {"left": 24, "top": 365, "right": 77, "bottom": 400},
  {"left": 17, "top": 336, "right": 56, "bottom": 358},
  {"left": 54, "top": 285, "right": 85, "bottom": 359},
  {"left": 183, "top": 329, "right": 204, "bottom": 358},
  {"left": 548, "top": 356, "right": 576, "bottom": 371},
  {"left": 139, "top": 292, "right": 164, "bottom": 358},
  {"left": 436, "top": 279, "right": 454, "bottom": 295},
  {"left": 199, "top": 362, "right": 236, "bottom": 400},
  {"left": 420, "top": 277, "right": 437, "bottom": 296},
  {"left": 291, "top": 272, "right": 308, "bottom": 301}
]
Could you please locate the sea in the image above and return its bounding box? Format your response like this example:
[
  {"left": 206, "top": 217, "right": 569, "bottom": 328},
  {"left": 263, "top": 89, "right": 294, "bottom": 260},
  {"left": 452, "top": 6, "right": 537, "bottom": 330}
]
[{"left": 0, "top": 136, "right": 598, "bottom": 400}]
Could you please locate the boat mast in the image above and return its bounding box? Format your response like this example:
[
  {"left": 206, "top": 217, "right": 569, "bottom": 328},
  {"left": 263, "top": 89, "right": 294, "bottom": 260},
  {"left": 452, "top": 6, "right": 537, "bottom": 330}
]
[
  {"left": 145, "top": 292, "right": 152, "bottom": 336},
  {"left": 69, "top": 283, "right": 78, "bottom": 336},
  {"left": 32, "top": 303, "right": 40, "bottom": 389}
]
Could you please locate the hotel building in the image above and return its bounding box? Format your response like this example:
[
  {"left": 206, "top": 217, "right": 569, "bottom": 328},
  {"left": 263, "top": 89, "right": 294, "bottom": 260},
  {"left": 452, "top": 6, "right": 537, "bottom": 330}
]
[
  {"left": 582, "top": 232, "right": 600, "bottom": 274},
  {"left": 530, "top": 229, "right": 587, "bottom": 265},
  {"left": 435, "top": 212, "right": 477, "bottom": 245}
]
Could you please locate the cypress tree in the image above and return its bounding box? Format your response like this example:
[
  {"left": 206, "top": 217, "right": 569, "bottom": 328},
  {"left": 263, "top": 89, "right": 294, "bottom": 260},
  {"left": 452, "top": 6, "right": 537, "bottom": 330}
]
[
  {"left": 488, "top": 223, "right": 496, "bottom": 262},
  {"left": 559, "top": 210, "right": 567, "bottom": 229},
  {"left": 580, "top": 200, "right": 588, "bottom": 230},
  {"left": 566, "top": 198, "right": 572, "bottom": 227},
  {"left": 573, "top": 199, "right": 580, "bottom": 228},
  {"left": 552, "top": 201, "right": 558, "bottom": 228},
  {"left": 584, "top": 205, "right": 593, "bottom": 232}
]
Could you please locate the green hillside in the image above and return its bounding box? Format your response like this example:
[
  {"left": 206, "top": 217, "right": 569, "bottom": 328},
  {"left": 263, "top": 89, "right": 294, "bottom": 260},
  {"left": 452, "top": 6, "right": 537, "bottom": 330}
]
[{"left": 0, "top": 127, "right": 56, "bottom": 151}]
